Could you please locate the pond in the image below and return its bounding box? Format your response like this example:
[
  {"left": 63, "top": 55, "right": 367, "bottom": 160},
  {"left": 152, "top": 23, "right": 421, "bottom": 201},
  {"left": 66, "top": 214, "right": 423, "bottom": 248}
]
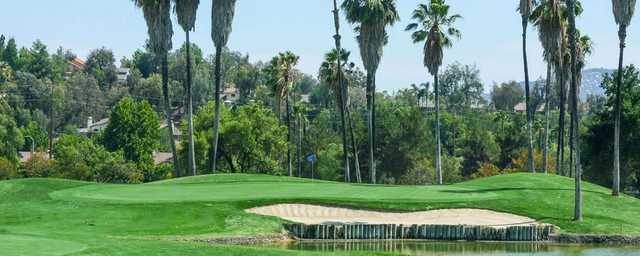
[{"left": 262, "top": 240, "right": 640, "bottom": 256}]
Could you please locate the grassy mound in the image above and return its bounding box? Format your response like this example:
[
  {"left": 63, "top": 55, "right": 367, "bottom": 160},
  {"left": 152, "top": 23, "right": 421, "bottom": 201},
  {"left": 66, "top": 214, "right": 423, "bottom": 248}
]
[{"left": 1, "top": 173, "right": 639, "bottom": 255}]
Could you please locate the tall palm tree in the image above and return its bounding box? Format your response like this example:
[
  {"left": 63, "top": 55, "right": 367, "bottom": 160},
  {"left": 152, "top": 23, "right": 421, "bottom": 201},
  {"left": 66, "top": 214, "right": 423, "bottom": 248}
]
[
  {"left": 531, "top": 0, "right": 565, "bottom": 175},
  {"left": 405, "top": 0, "right": 461, "bottom": 185},
  {"left": 172, "top": 0, "right": 199, "bottom": 176},
  {"left": 566, "top": 0, "right": 582, "bottom": 221},
  {"left": 132, "top": 0, "right": 180, "bottom": 177},
  {"left": 331, "top": 0, "right": 354, "bottom": 183},
  {"left": 342, "top": 0, "right": 399, "bottom": 184},
  {"left": 611, "top": 0, "right": 636, "bottom": 197},
  {"left": 543, "top": 61, "right": 552, "bottom": 174},
  {"left": 270, "top": 52, "right": 300, "bottom": 177},
  {"left": 344, "top": 63, "right": 363, "bottom": 183},
  {"left": 520, "top": 0, "right": 536, "bottom": 173},
  {"left": 210, "top": 0, "right": 237, "bottom": 173},
  {"left": 568, "top": 31, "right": 592, "bottom": 178},
  {"left": 320, "top": 49, "right": 354, "bottom": 183},
  {"left": 293, "top": 102, "right": 309, "bottom": 178}
]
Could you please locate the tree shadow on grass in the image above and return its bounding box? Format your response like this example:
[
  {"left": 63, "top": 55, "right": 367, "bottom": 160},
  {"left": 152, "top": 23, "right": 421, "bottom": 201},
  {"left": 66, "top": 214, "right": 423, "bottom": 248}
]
[{"left": 441, "top": 187, "right": 605, "bottom": 195}]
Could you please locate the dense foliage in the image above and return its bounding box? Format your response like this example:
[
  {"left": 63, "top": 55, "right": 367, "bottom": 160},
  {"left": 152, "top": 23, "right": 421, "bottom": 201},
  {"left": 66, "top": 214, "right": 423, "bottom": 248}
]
[{"left": 0, "top": 34, "right": 637, "bottom": 195}]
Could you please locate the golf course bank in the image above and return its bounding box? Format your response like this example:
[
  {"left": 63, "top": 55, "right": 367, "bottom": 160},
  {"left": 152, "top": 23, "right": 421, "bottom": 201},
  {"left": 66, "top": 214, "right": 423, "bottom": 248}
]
[{"left": 1, "top": 173, "right": 640, "bottom": 255}]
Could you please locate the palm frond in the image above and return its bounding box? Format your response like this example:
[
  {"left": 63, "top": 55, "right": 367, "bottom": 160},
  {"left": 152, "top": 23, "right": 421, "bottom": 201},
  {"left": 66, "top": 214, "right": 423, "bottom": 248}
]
[
  {"left": 173, "top": 0, "right": 200, "bottom": 32},
  {"left": 612, "top": 0, "right": 637, "bottom": 27},
  {"left": 212, "top": 0, "right": 237, "bottom": 48}
]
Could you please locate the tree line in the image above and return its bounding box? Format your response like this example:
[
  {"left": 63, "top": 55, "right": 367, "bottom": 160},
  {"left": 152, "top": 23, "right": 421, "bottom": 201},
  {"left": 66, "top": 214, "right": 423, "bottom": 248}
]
[{"left": 0, "top": 0, "right": 638, "bottom": 220}]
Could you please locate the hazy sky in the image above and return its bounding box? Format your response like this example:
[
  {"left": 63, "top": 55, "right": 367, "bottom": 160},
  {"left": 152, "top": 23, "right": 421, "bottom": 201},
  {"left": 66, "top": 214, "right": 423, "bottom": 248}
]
[{"left": 1, "top": 1, "right": 638, "bottom": 92}]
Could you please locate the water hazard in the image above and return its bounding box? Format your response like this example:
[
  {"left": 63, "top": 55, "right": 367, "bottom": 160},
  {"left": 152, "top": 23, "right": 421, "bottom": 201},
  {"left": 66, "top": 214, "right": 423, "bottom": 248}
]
[{"left": 263, "top": 240, "right": 640, "bottom": 255}]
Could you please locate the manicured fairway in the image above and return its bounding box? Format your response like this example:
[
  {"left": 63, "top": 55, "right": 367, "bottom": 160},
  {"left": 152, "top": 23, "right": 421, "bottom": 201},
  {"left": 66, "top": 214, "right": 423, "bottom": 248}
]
[{"left": 1, "top": 173, "right": 639, "bottom": 255}]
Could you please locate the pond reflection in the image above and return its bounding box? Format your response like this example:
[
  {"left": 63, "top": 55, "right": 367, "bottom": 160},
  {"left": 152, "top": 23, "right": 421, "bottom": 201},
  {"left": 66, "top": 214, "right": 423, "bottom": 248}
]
[{"left": 263, "top": 240, "right": 640, "bottom": 256}]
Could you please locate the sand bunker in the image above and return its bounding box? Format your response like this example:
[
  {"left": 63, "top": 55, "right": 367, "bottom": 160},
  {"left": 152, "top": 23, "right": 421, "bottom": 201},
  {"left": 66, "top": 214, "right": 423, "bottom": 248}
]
[{"left": 247, "top": 204, "right": 537, "bottom": 227}]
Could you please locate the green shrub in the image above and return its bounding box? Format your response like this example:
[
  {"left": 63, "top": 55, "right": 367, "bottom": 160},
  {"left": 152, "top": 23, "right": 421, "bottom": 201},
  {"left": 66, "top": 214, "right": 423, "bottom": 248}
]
[
  {"left": 53, "top": 135, "right": 143, "bottom": 184},
  {"left": 19, "top": 153, "right": 55, "bottom": 178},
  {"left": 0, "top": 157, "right": 17, "bottom": 180},
  {"left": 399, "top": 158, "right": 435, "bottom": 185}
]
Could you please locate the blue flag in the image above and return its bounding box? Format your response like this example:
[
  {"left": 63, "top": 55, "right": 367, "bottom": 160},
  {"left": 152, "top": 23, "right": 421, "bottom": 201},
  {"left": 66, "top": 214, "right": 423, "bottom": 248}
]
[{"left": 305, "top": 154, "right": 317, "bottom": 162}]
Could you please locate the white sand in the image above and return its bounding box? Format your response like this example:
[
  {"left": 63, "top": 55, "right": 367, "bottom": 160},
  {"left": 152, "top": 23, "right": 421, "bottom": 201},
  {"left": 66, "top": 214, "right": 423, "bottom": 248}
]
[{"left": 247, "top": 204, "right": 537, "bottom": 227}]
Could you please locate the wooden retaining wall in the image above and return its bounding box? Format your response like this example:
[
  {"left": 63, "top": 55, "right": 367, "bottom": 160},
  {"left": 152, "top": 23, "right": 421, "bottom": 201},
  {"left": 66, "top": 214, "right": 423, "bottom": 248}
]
[{"left": 284, "top": 223, "right": 556, "bottom": 242}]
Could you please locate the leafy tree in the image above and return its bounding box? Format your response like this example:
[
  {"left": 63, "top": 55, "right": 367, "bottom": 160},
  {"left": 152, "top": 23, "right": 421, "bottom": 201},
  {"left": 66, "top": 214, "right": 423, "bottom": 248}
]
[
  {"left": 85, "top": 47, "right": 118, "bottom": 90},
  {"left": 458, "top": 124, "right": 500, "bottom": 176},
  {"left": 406, "top": 0, "right": 460, "bottom": 184},
  {"left": 130, "top": 49, "right": 157, "bottom": 78},
  {"left": 491, "top": 81, "right": 524, "bottom": 111},
  {"left": 62, "top": 72, "right": 106, "bottom": 128},
  {"left": 2, "top": 38, "right": 19, "bottom": 70},
  {"left": 343, "top": 0, "right": 399, "bottom": 184},
  {"left": 0, "top": 109, "right": 24, "bottom": 163},
  {"left": 53, "top": 135, "right": 139, "bottom": 183},
  {"left": 23, "top": 40, "right": 52, "bottom": 79},
  {"left": 100, "top": 97, "right": 160, "bottom": 169},
  {"left": 21, "top": 121, "right": 47, "bottom": 151},
  {"left": 611, "top": 0, "right": 637, "bottom": 197},
  {"left": 183, "top": 101, "right": 287, "bottom": 174},
  {"left": 584, "top": 65, "right": 640, "bottom": 194},
  {"left": 438, "top": 62, "right": 485, "bottom": 110}
]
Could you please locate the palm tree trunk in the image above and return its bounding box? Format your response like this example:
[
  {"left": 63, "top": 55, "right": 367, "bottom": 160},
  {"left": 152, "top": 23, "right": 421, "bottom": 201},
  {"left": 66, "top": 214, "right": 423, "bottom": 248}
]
[
  {"left": 162, "top": 55, "right": 180, "bottom": 177},
  {"left": 331, "top": 0, "right": 352, "bottom": 183},
  {"left": 366, "top": 72, "right": 376, "bottom": 184},
  {"left": 297, "top": 113, "right": 303, "bottom": 177},
  {"left": 211, "top": 45, "right": 223, "bottom": 173},
  {"left": 286, "top": 92, "right": 292, "bottom": 177},
  {"left": 567, "top": 0, "right": 582, "bottom": 221},
  {"left": 186, "top": 31, "right": 196, "bottom": 176},
  {"left": 522, "top": 18, "right": 535, "bottom": 173},
  {"left": 544, "top": 62, "right": 551, "bottom": 174},
  {"left": 434, "top": 71, "right": 443, "bottom": 185},
  {"left": 338, "top": 83, "right": 351, "bottom": 183},
  {"left": 556, "top": 66, "right": 566, "bottom": 176},
  {"left": 347, "top": 107, "right": 362, "bottom": 183},
  {"left": 613, "top": 25, "right": 626, "bottom": 197}
]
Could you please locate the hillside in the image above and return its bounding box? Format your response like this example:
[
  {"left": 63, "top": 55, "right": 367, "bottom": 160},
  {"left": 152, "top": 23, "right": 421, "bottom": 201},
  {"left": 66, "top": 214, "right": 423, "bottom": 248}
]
[{"left": 1, "top": 173, "right": 639, "bottom": 255}]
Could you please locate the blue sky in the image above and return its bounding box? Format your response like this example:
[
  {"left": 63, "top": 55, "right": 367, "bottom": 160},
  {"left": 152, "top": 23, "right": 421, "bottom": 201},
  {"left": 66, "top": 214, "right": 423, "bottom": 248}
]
[{"left": 1, "top": 1, "right": 638, "bottom": 92}]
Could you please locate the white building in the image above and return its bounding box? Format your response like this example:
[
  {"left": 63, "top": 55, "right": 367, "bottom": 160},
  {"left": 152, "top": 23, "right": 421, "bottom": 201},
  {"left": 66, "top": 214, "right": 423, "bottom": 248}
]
[{"left": 78, "top": 117, "right": 109, "bottom": 134}]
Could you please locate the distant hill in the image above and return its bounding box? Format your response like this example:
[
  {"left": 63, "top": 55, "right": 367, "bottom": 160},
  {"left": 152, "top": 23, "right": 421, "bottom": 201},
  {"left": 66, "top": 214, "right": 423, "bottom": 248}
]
[
  {"left": 498, "top": 68, "right": 615, "bottom": 101},
  {"left": 580, "top": 68, "right": 614, "bottom": 99}
]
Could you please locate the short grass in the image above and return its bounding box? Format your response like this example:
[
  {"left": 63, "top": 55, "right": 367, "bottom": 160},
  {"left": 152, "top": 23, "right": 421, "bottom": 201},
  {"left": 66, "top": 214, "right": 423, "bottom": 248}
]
[{"left": 1, "top": 173, "right": 639, "bottom": 255}]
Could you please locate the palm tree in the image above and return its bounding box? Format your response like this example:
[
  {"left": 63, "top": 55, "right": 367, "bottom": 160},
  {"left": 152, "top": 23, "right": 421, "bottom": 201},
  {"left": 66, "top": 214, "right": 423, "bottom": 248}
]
[
  {"left": 566, "top": 0, "right": 582, "bottom": 221},
  {"left": 132, "top": 0, "right": 180, "bottom": 177},
  {"left": 344, "top": 63, "right": 363, "bottom": 183},
  {"left": 293, "top": 102, "right": 309, "bottom": 178},
  {"left": 210, "top": 0, "right": 237, "bottom": 173},
  {"left": 531, "top": 0, "right": 565, "bottom": 175},
  {"left": 568, "top": 31, "right": 592, "bottom": 178},
  {"left": 330, "top": 0, "right": 355, "bottom": 183},
  {"left": 172, "top": 0, "right": 199, "bottom": 176},
  {"left": 543, "top": 61, "right": 552, "bottom": 174},
  {"left": 520, "top": 0, "right": 536, "bottom": 173},
  {"left": 342, "top": 0, "right": 399, "bottom": 184},
  {"left": 611, "top": 0, "right": 637, "bottom": 197},
  {"left": 320, "top": 49, "right": 353, "bottom": 183},
  {"left": 405, "top": 0, "right": 461, "bottom": 185},
  {"left": 270, "top": 52, "right": 300, "bottom": 177}
]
